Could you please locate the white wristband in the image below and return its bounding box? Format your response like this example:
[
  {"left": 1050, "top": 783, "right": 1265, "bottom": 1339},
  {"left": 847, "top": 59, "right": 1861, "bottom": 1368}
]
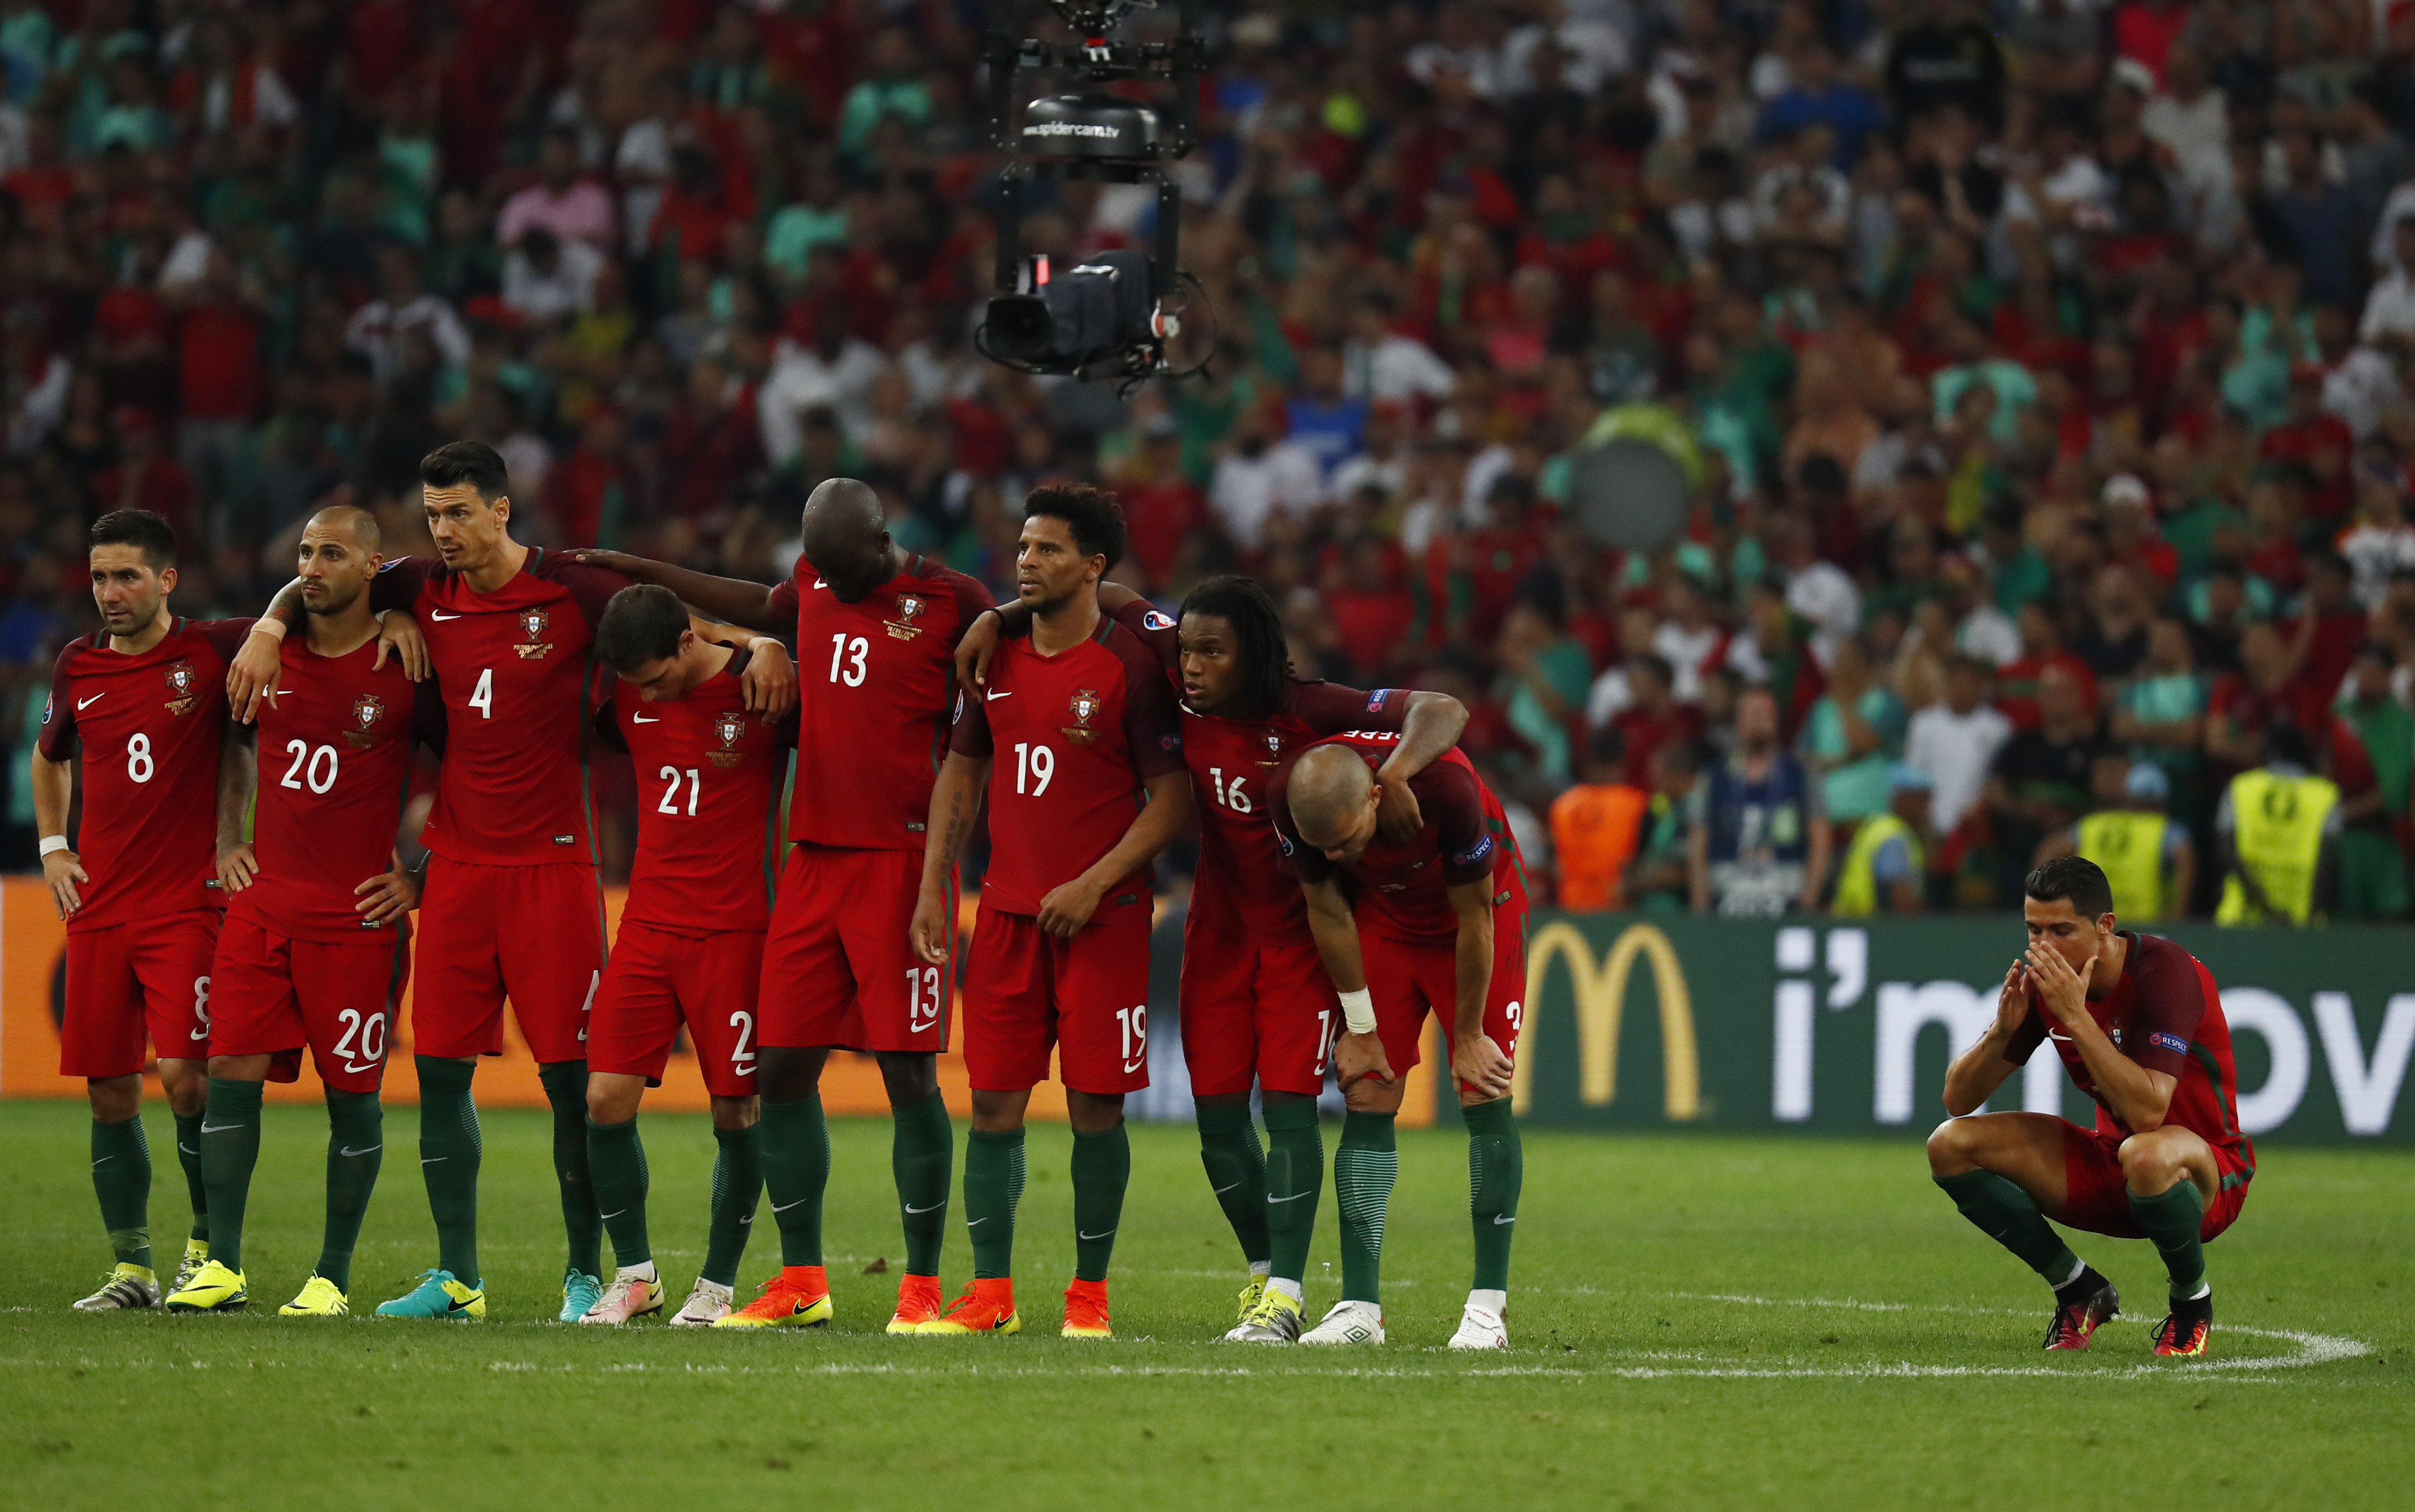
[
  {"left": 1338, "top": 988, "right": 1376, "bottom": 1036},
  {"left": 249, "top": 617, "right": 288, "bottom": 641},
  {"left": 39, "top": 834, "right": 71, "bottom": 857}
]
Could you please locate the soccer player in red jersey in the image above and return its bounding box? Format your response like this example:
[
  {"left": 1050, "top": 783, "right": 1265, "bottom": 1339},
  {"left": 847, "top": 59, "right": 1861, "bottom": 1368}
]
[
  {"left": 571, "top": 477, "right": 993, "bottom": 1333},
  {"left": 169, "top": 505, "right": 430, "bottom": 1317},
  {"left": 1269, "top": 735, "right": 1530, "bottom": 1350},
  {"left": 576, "top": 586, "right": 794, "bottom": 1327},
  {"left": 32, "top": 510, "right": 258, "bottom": 1310},
  {"left": 1929, "top": 856, "right": 2254, "bottom": 1357},
  {"left": 909, "top": 484, "right": 1192, "bottom": 1338},
  {"left": 227, "top": 441, "right": 795, "bottom": 1322}
]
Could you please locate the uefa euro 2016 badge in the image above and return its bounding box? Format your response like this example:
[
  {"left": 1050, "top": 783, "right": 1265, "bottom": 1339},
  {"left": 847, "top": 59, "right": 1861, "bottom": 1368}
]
[
  {"left": 1063, "top": 687, "right": 1103, "bottom": 744},
  {"left": 346, "top": 692, "right": 386, "bottom": 748},
  {"left": 1257, "top": 728, "right": 1284, "bottom": 768},
  {"left": 164, "top": 658, "right": 199, "bottom": 715},
  {"left": 886, "top": 593, "right": 927, "bottom": 641},
  {"left": 516, "top": 607, "right": 553, "bottom": 659},
  {"left": 710, "top": 711, "right": 749, "bottom": 768}
]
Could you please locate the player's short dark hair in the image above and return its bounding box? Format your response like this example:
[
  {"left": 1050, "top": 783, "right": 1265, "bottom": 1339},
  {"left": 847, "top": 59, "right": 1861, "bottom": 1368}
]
[
  {"left": 596, "top": 585, "right": 690, "bottom": 673},
  {"left": 419, "top": 440, "right": 510, "bottom": 501},
  {"left": 89, "top": 509, "right": 176, "bottom": 570},
  {"left": 1179, "top": 575, "right": 1291, "bottom": 720},
  {"left": 1023, "top": 481, "right": 1128, "bottom": 566},
  {"left": 2024, "top": 855, "right": 2115, "bottom": 920}
]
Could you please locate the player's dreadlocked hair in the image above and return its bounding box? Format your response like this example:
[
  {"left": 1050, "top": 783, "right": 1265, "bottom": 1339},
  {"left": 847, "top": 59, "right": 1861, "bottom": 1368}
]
[
  {"left": 1023, "top": 481, "right": 1128, "bottom": 566},
  {"left": 1179, "top": 575, "right": 1292, "bottom": 721}
]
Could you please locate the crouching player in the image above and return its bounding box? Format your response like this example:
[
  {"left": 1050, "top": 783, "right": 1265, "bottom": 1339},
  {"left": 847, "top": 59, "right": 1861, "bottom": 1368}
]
[
  {"left": 580, "top": 586, "right": 790, "bottom": 1325},
  {"left": 173, "top": 504, "right": 426, "bottom": 1315},
  {"left": 1929, "top": 857, "right": 2253, "bottom": 1356},
  {"left": 1269, "top": 736, "right": 1528, "bottom": 1349}
]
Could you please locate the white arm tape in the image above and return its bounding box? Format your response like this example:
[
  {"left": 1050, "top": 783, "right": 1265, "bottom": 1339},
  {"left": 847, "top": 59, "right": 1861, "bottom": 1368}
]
[
  {"left": 1338, "top": 988, "right": 1376, "bottom": 1035},
  {"left": 249, "top": 617, "right": 288, "bottom": 640},
  {"left": 39, "top": 834, "right": 71, "bottom": 857}
]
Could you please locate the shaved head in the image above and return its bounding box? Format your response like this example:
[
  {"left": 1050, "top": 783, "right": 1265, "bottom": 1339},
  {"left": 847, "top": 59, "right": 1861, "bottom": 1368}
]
[
  {"left": 798, "top": 476, "right": 894, "bottom": 602},
  {"left": 1289, "top": 745, "right": 1381, "bottom": 863},
  {"left": 306, "top": 503, "right": 381, "bottom": 553}
]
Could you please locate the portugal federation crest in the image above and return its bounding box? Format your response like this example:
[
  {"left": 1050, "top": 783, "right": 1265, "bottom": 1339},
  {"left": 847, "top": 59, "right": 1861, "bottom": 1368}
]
[
  {"left": 516, "top": 607, "right": 553, "bottom": 659},
  {"left": 1062, "top": 687, "right": 1103, "bottom": 745},
  {"left": 1257, "top": 728, "right": 1285, "bottom": 767},
  {"left": 885, "top": 593, "right": 928, "bottom": 641},
  {"left": 347, "top": 692, "right": 386, "bottom": 748},
  {"left": 164, "top": 658, "right": 199, "bottom": 716},
  {"left": 710, "top": 710, "right": 749, "bottom": 767}
]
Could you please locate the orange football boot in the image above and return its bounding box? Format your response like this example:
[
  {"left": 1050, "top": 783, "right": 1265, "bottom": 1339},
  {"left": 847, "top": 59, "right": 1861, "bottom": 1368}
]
[
  {"left": 711, "top": 1265, "right": 832, "bottom": 1329},
  {"left": 916, "top": 1277, "right": 1020, "bottom": 1335},
  {"left": 887, "top": 1273, "right": 946, "bottom": 1335},
  {"left": 1061, "top": 1277, "right": 1112, "bottom": 1338}
]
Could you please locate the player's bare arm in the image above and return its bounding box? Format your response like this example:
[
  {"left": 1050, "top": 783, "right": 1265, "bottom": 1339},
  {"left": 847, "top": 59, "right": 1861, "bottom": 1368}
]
[
  {"left": 2022, "top": 935, "right": 2178, "bottom": 1132},
  {"left": 911, "top": 750, "right": 990, "bottom": 964},
  {"left": 688, "top": 615, "right": 795, "bottom": 716},
  {"left": 1446, "top": 877, "right": 1511, "bottom": 1100},
  {"left": 1372, "top": 691, "right": 1469, "bottom": 843},
  {"left": 215, "top": 717, "right": 258, "bottom": 895},
  {"left": 1035, "top": 767, "right": 1195, "bottom": 939},
  {"left": 1942, "top": 961, "right": 2033, "bottom": 1116},
  {"left": 1299, "top": 873, "right": 1395, "bottom": 1087},
  {"left": 956, "top": 581, "right": 1145, "bottom": 692},
  {"left": 227, "top": 580, "right": 428, "bottom": 720},
  {"left": 565, "top": 550, "right": 790, "bottom": 634},
  {"left": 29, "top": 746, "right": 83, "bottom": 920},
  {"left": 355, "top": 847, "right": 423, "bottom": 926}
]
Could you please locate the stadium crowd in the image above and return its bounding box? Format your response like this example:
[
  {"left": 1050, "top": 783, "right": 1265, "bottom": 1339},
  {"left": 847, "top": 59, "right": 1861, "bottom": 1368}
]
[{"left": 3, "top": 0, "right": 2413, "bottom": 920}]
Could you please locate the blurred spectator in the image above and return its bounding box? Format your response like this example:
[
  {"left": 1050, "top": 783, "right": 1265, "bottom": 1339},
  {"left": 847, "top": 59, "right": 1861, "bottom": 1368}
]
[
  {"left": 1689, "top": 685, "right": 1828, "bottom": 917},
  {"left": 1798, "top": 634, "right": 1906, "bottom": 832},
  {"left": 2335, "top": 644, "right": 2413, "bottom": 921},
  {"left": 2214, "top": 723, "right": 2342, "bottom": 925},
  {"left": 2039, "top": 759, "right": 2195, "bottom": 924},
  {"left": 1904, "top": 653, "right": 2012, "bottom": 838},
  {"left": 1831, "top": 764, "right": 1931, "bottom": 917},
  {"left": 1548, "top": 729, "right": 1650, "bottom": 912}
]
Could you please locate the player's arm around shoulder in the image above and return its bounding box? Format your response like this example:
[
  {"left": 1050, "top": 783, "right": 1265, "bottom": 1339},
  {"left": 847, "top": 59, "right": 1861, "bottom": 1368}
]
[
  {"left": 1374, "top": 691, "right": 1470, "bottom": 842},
  {"left": 692, "top": 616, "right": 795, "bottom": 717}
]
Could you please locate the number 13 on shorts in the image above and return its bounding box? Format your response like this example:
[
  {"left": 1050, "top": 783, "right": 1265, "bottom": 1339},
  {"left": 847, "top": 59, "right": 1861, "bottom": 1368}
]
[{"left": 905, "top": 964, "right": 942, "bottom": 1035}]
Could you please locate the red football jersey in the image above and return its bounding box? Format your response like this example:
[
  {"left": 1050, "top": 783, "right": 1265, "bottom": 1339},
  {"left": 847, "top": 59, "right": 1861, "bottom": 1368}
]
[
  {"left": 948, "top": 616, "right": 1185, "bottom": 915},
  {"left": 768, "top": 554, "right": 993, "bottom": 851},
  {"left": 371, "top": 550, "right": 627, "bottom": 866},
  {"left": 602, "top": 647, "right": 796, "bottom": 935},
  {"left": 1185, "top": 681, "right": 1414, "bottom": 939},
  {"left": 229, "top": 633, "right": 424, "bottom": 943},
  {"left": 38, "top": 617, "right": 253, "bottom": 933},
  {"left": 2006, "top": 930, "right": 2253, "bottom": 1160},
  {"left": 1268, "top": 733, "right": 1525, "bottom": 942}
]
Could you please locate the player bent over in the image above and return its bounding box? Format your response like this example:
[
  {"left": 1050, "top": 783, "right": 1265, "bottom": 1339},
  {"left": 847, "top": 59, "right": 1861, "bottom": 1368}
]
[
  {"left": 171, "top": 505, "right": 425, "bottom": 1315},
  {"left": 572, "top": 478, "right": 993, "bottom": 1333},
  {"left": 579, "top": 587, "right": 790, "bottom": 1325},
  {"left": 909, "top": 485, "right": 1192, "bottom": 1337},
  {"left": 1271, "top": 738, "right": 1529, "bottom": 1349},
  {"left": 34, "top": 510, "right": 258, "bottom": 1309},
  {"left": 1929, "top": 857, "right": 2254, "bottom": 1356}
]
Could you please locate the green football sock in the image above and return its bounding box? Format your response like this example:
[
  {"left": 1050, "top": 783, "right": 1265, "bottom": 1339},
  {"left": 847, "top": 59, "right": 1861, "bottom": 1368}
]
[
  {"left": 963, "top": 1127, "right": 1025, "bottom": 1280},
  {"left": 890, "top": 1091, "right": 952, "bottom": 1277},
  {"left": 319, "top": 1090, "right": 382, "bottom": 1292},
  {"left": 1935, "top": 1170, "right": 2080, "bottom": 1284},
  {"left": 1195, "top": 1099, "right": 1269, "bottom": 1267},
  {"left": 702, "top": 1122, "right": 762, "bottom": 1288},
  {"left": 196, "top": 1079, "right": 264, "bottom": 1273},
  {"left": 415, "top": 1056, "right": 482, "bottom": 1283},
  {"left": 1261, "top": 1098, "right": 1324, "bottom": 1286},
  {"left": 538, "top": 1061, "right": 601, "bottom": 1279},
  {"left": 585, "top": 1116, "right": 650, "bottom": 1269},
  {"left": 2129, "top": 1179, "right": 2209, "bottom": 1301},
  {"left": 1463, "top": 1096, "right": 1522, "bottom": 1292},
  {"left": 1334, "top": 1110, "right": 1398, "bottom": 1304},
  {"left": 758, "top": 1091, "right": 830, "bottom": 1267},
  {"left": 1071, "top": 1122, "right": 1130, "bottom": 1283},
  {"left": 174, "top": 1110, "right": 210, "bottom": 1243},
  {"left": 91, "top": 1116, "right": 153, "bottom": 1270}
]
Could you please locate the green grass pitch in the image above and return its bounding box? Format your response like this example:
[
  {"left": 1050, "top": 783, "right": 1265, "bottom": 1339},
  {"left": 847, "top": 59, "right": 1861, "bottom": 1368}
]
[{"left": 1, "top": 1100, "right": 2409, "bottom": 1510}]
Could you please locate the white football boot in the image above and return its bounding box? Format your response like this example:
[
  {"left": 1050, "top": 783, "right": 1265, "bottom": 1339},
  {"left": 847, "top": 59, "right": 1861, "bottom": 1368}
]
[
  {"left": 669, "top": 1277, "right": 735, "bottom": 1327},
  {"left": 1298, "top": 1299, "right": 1386, "bottom": 1345},
  {"left": 1447, "top": 1297, "right": 1508, "bottom": 1350},
  {"left": 580, "top": 1267, "right": 664, "bottom": 1325}
]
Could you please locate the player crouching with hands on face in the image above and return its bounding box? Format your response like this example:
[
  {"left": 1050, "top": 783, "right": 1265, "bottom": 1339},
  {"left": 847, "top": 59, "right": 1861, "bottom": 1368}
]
[{"left": 1929, "top": 857, "right": 2254, "bottom": 1357}]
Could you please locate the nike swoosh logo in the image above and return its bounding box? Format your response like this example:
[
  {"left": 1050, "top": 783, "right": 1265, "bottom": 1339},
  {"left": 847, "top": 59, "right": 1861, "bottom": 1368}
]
[
  {"left": 429, "top": 609, "right": 462, "bottom": 621},
  {"left": 198, "top": 1123, "right": 241, "bottom": 1134},
  {"left": 338, "top": 1145, "right": 381, "bottom": 1157},
  {"left": 904, "top": 1202, "right": 945, "bottom": 1214},
  {"left": 1492, "top": 1215, "right": 1515, "bottom": 1225},
  {"left": 1268, "top": 1192, "right": 1311, "bottom": 1203},
  {"left": 734, "top": 1064, "right": 756, "bottom": 1075},
  {"left": 77, "top": 693, "right": 105, "bottom": 710},
  {"left": 177, "top": 1145, "right": 198, "bottom": 1156},
  {"left": 92, "top": 1156, "right": 115, "bottom": 1166},
  {"left": 600, "top": 1208, "right": 627, "bottom": 1220},
  {"left": 422, "top": 1156, "right": 446, "bottom": 1165},
  {"left": 1211, "top": 1181, "right": 1241, "bottom": 1195},
  {"left": 770, "top": 1197, "right": 808, "bottom": 1214},
  {"left": 632, "top": 713, "right": 660, "bottom": 723},
  {"left": 813, "top": 579, "right": 829, "bottom": 588},
  {"left": 738, "top": 1215, "right": 753, "bottom": 1225},
  {"left": 967, "top": 1216, "right": 989, "bottom": 1227},
  {"left": 986, "top": 690, "right": 1011, "bottom": 701},
  {"left": 1078, "top": 1229, "right": 1116, "bottom": 1241}
]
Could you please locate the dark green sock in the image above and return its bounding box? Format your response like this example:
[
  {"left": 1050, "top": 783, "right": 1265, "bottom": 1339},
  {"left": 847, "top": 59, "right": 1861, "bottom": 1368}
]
[
  {"left": 319, "top": 1090, "right": 382, "bottom": 1292},
  {"left": 758, "top": 1091, "right": 830, "bottom": 1267},
  {"left": 586, "top": 1116, "right": 650, "bottom": 1269},
  {"left": 1463, "top": 1097, "right": 1522, "bottom": 1292},
  {"left": 1334, "top": 1110, "right": 1397, "bottom": 1303},
  {"left": 703, "top": 1123, "right": 762, "bottom": 1288},
  {"left": 963, "top": 1127, "right": 1025, "bottom": 1280},
  {"left": 196, "top": 1079, "right": 264, "bottom": 1273},
  {"left": 2129, "top": 1180, "right": 2209, "bottom": 1301},
  {"left": 91, "top": 1116, "right": 153, "bottom": 1270},
  {"left": 1195, "top": 1100, "right": 1269, "bottom": 1266},
  {"left": 890, "top": 1091, "right": 952, "bottom": 1277},
  {"left": 1071, "top": 1122, "right": 1130, "bottom": 1283},
  {"left": 1936, "top": 1170, "right": 2080, "bottom": 1284},
  {"left": 415, "top": 1056, "right": 482, "bottom": 1283},
  {"left": 174, "top": 1110, "right": 209, "bottom": 1244},
  {"left": 1261, "top": 1098, "right": 1324, "bottom": 1285},
  {"left": 537, "top": 1061, "right": 601, "bottom": 1278}
]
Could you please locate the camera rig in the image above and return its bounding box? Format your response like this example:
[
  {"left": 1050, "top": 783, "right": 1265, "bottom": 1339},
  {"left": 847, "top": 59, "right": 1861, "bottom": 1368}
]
[{"left": 975, "top": 0, "right": 1211, "bottom": 387}]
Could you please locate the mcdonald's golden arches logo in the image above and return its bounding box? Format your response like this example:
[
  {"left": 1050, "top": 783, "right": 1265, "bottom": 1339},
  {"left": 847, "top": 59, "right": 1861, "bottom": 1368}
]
[{"left": 1514, "top": 921, "right": 1702, "bottom": 1120}]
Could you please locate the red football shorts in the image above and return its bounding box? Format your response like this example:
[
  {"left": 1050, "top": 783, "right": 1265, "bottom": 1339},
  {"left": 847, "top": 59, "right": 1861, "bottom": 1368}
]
[
  {"left": 962, "top": 893, "right": 1153, "bottom": 1095},
  {"left": 760, "top": 844, "right": 951, "bottom": 1053},
  {"left": 590, "top": 923, "right": 764, "bottom": 1098},
  {"left": 59, "top": 910, "right": 220, "bottom": 1078},
  {"left": 1359, "top": 902, "right": 1528, "bottom": 1097},
  {"left": 411, "top": 857, "right": 604, "bottom": 1063},
  {"left": 208, "top": 914, "right": 410, "bottom": 1094},
  {"left": 1178, "top": 914, "right": 1337, "bottom": 1098},
  {"left": 2056, "top": 1121, "right": 2253, "bottom": 1241}
]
